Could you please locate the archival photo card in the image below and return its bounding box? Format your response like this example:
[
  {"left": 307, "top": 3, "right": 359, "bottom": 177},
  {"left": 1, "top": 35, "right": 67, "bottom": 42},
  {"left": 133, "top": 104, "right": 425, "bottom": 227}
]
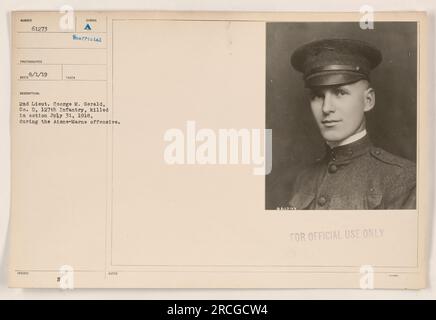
[{"left": 8, "top": 11, "right": 429, "bottom": 289}]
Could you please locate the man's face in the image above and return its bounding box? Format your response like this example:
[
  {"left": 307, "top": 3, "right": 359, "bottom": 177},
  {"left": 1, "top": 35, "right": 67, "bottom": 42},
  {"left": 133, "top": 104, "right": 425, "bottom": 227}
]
[{"left": 308, "top": 80, "right": 374, "bottom": 143}]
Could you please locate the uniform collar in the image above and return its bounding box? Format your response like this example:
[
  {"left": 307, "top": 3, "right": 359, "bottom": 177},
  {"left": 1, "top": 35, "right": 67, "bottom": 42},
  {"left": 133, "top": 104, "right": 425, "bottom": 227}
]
[
  {"left": 324, "top": 133, "right": 372, "bottom": 163},
  {"left": 326, "top": 129, "right": 367, "bottom": 148}
]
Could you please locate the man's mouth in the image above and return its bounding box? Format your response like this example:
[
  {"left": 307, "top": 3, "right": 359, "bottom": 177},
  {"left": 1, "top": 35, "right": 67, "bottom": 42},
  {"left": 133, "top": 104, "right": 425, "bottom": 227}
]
[{"left": 321, "top": 119, "right": 342, "bottom": 127}]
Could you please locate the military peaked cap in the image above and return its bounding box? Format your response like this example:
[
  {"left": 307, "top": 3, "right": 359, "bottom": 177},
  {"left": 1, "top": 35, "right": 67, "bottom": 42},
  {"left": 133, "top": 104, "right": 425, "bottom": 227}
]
[{"left": 291, "top": 38, "right": 382, "bottom": 87}]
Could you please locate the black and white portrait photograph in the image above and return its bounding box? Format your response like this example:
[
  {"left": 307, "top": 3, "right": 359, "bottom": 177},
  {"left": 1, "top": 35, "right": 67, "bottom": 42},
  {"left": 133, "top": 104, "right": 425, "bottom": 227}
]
[{"left": 265, "top": 22, "right": 417, "bottom": 210}]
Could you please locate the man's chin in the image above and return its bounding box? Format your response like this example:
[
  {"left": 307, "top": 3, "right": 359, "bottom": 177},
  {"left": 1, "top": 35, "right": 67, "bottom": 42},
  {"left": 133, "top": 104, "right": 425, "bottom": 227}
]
[{"left": 320, "top": 133, "right": 346, "bottom": 143}]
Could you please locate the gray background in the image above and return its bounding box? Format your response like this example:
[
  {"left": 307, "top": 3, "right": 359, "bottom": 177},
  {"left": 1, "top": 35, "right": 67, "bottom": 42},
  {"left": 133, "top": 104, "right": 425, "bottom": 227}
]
[{"left": 265, "top": 22, "right": 417, "bottom": 209}]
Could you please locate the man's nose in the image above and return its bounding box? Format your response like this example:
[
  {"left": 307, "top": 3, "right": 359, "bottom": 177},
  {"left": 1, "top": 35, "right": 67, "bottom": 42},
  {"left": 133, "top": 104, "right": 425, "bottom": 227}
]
[{"left": 322, "top": 92, "right": 335, "bottom": 114}]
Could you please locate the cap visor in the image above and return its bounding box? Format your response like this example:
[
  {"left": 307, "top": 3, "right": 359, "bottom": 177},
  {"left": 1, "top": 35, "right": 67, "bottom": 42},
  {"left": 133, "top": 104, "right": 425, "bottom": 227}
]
[{"left": 305, "top": 71, "right": 367, "bottom": 87}]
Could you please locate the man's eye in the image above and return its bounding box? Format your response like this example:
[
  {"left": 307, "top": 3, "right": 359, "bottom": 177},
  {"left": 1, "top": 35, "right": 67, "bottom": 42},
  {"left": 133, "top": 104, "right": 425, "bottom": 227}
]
[
  {"left": 310, "top": 93, "right": 323, "bottom": 100},
  {"left": 334, "top": 89, "right": 347, "bottom": 96}
]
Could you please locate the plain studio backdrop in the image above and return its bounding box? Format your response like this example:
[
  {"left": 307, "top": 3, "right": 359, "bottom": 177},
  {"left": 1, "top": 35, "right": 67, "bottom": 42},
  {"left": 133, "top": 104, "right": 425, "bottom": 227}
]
[{"left": 265, "top": 22, "right": 417, "bottom": 209}]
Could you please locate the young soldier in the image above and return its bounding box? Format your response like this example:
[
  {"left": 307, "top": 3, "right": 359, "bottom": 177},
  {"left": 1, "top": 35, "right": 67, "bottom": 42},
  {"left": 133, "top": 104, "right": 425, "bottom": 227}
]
[{"left": 287, "top": 38, "right": 416, "bottom": 210}]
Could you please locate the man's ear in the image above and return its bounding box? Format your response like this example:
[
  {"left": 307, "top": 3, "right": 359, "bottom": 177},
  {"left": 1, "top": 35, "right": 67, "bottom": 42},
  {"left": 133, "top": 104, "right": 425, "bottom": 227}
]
[{"left": 364, "top": 87, "right": 375, "bottom": 112}]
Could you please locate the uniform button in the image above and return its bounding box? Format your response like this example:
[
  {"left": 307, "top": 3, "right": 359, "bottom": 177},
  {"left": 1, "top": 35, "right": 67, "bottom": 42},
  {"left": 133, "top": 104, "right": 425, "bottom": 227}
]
[
  {"left": 318, "top": 196, "right": 327, "bottom": 206},
  {"left": 328, "top": 164, "right": 338, "bottom": 173}
]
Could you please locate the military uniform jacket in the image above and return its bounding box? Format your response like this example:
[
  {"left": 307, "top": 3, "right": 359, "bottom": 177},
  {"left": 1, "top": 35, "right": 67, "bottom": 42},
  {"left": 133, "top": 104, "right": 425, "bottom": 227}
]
[{"left": 287, "top": 135, "right": 416, "bottom": 210}]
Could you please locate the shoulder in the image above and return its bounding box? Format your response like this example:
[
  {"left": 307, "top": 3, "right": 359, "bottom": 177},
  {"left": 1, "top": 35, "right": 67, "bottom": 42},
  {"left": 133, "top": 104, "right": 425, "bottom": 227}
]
[
  {"left": 368, "top": 146, "right": 416, "bottom": 187},
  {"left": 369, "top": 146, "right": 415, "bottom": 173}
]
